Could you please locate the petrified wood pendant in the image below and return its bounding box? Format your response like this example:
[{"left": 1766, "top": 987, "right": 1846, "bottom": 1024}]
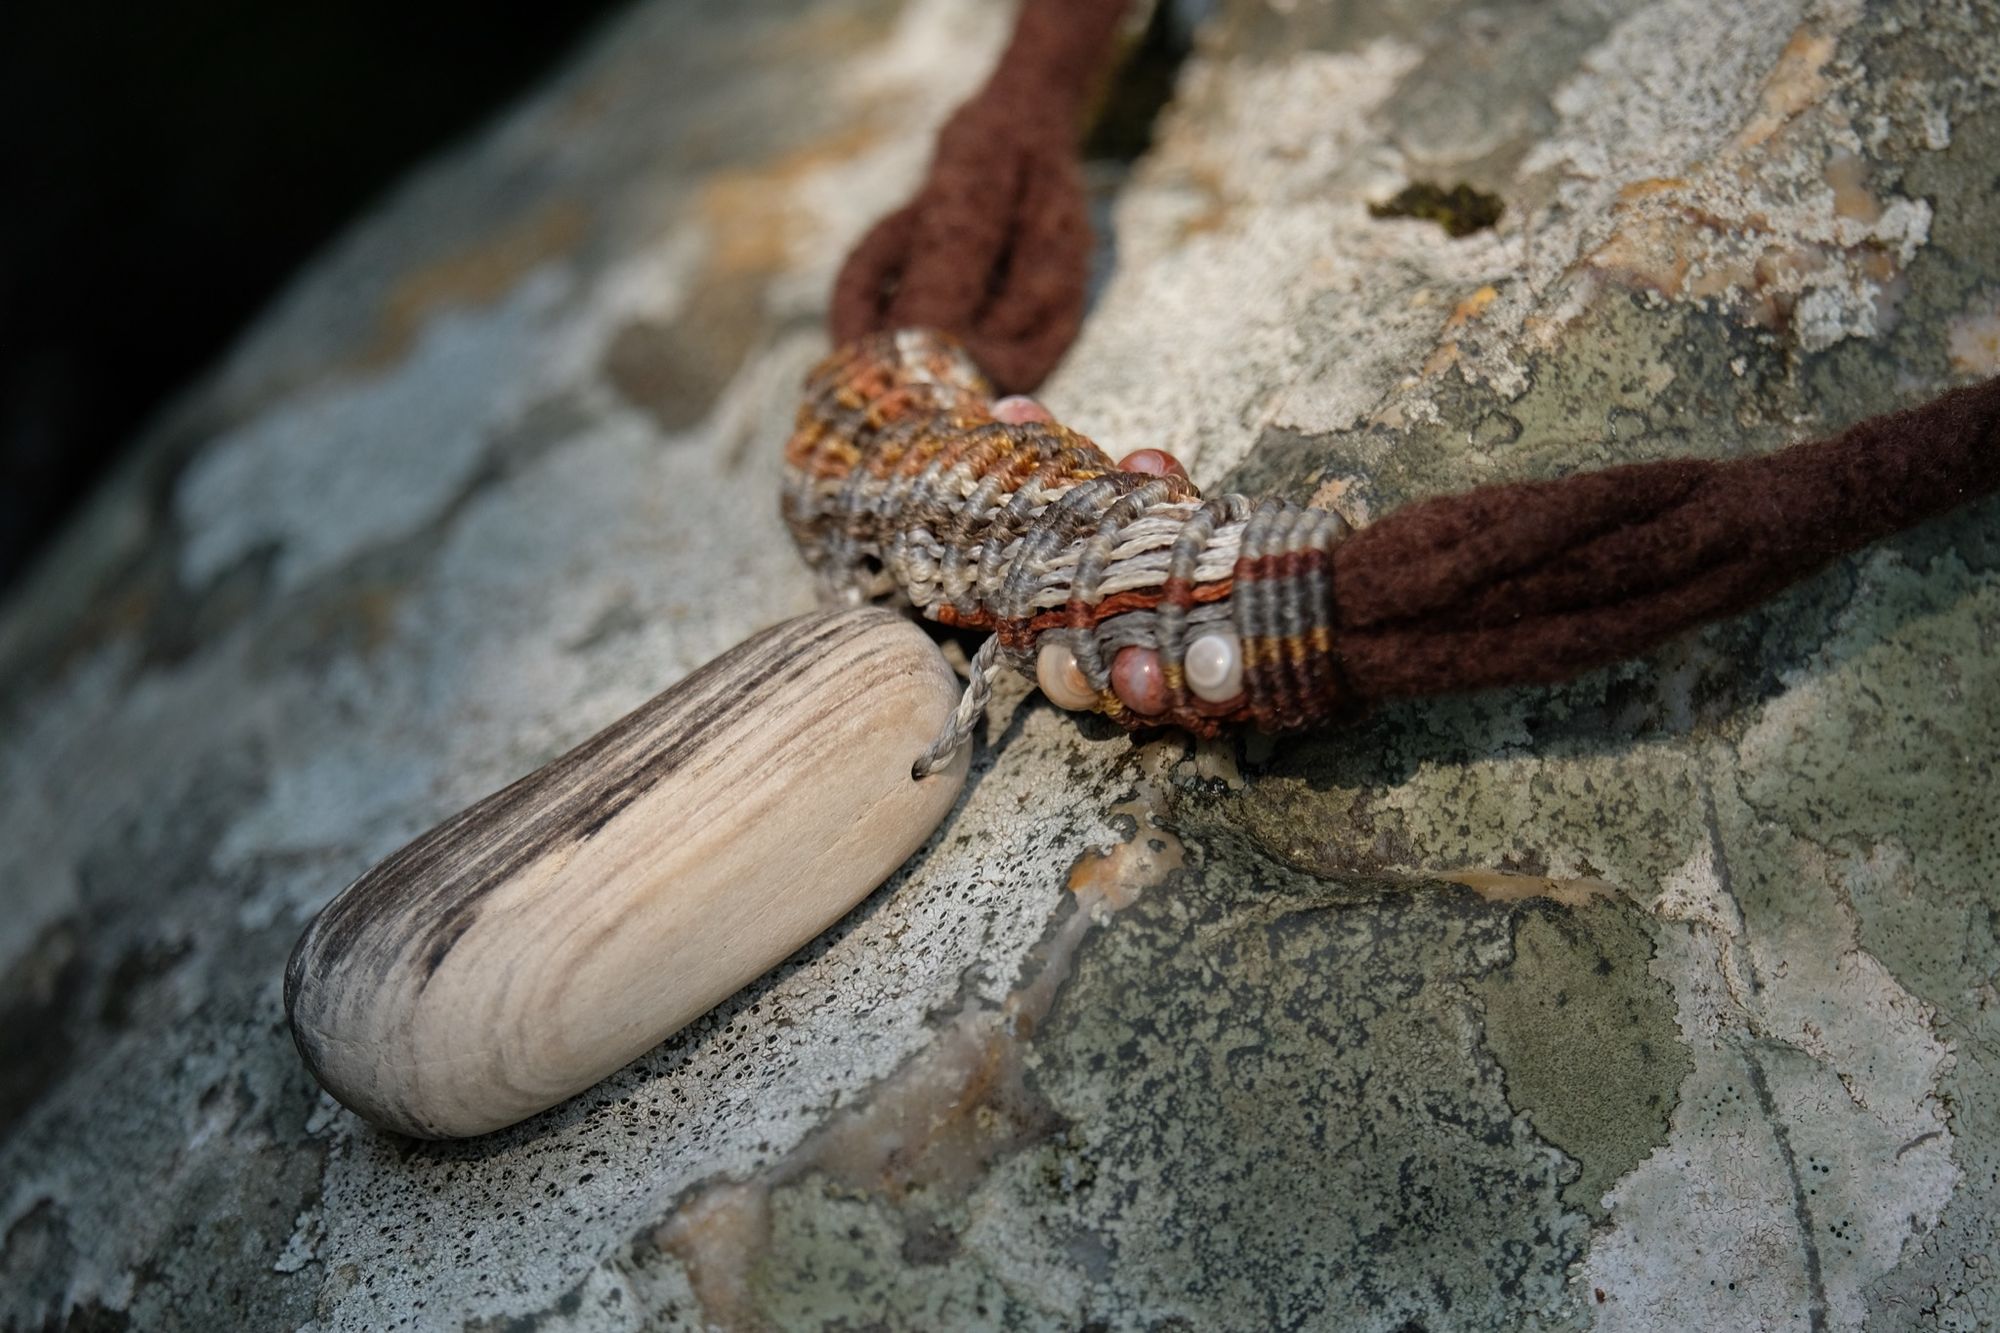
[{"left": 285, "top": 608, "right": 969, "bottom": 1138}]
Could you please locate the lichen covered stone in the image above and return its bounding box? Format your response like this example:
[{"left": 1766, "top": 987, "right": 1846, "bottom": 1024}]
[{"left": 3, "top": 0, "right": 1998, "bottom": 1329}]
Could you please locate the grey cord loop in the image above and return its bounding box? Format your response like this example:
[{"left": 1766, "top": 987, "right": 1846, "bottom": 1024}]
[{"left": 913, "top": 635, "right": 1003, "bottom": 779}]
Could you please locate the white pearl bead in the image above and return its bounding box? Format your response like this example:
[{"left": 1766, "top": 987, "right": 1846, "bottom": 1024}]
[
  {"left": 1036, "top": 641, "right": 1098, "bottom": 711},
  {"left": 1184, "top": 632, "right": 1244, "bottom": 703}
]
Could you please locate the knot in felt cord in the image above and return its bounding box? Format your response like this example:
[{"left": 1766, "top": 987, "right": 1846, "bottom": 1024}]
[
  {"left": 815, "top": 5, "right": 2000, "bottom": 747},
  {"left": 829, "top": 0, "right": 1131, "bottom": 393}
]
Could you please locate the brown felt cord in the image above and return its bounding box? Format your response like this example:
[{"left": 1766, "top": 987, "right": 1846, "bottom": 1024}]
[
  {"left": 823, "top": 0, "right": 2000, "bottom": 713},
  {"left": 1329, "top": 376, "right": 2000, "bottom": 700},
  {"left": 829, "top": 0, "right": 1131, "bottom": 393}
]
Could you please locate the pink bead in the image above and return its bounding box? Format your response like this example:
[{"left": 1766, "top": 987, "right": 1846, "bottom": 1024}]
[
  {"left": 1116, "top": 448, "right": 1187, "bottom": 480},
  {"left": 1111, "top": 646, "right": 1169, "bottom": 716},
  {"left": 991, "top": 395, "right": 1053, "bottom": 424}
]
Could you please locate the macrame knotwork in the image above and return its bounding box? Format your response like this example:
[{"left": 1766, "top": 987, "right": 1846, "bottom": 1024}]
[{"left": 784, "top": 329, "right": 1356, "bottom": 766}]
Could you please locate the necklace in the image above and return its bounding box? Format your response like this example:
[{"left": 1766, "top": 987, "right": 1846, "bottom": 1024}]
[{"left": 286, "top": 0, "right": 2000, "bottom": 1140}]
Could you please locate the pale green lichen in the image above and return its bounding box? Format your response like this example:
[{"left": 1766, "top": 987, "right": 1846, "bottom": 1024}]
[
  {"left": 1475, "top": 908, "right": 1689, "bottom": 1217},
  {"left": 694, "top": 832, "right": 1603, "bottom": 1331}
]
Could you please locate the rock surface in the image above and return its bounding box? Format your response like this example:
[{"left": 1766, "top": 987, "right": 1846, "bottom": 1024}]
[{"left": 3, "top": 0, "right": 1999, "bottom": 1329}]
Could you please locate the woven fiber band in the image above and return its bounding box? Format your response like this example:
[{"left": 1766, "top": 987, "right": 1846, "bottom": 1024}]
[{"left": 783, "top": 329, "right": 1353, "bottom": 741}]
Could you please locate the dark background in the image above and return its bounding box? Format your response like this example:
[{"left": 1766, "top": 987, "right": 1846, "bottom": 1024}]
[{"left": 0, "top": 1, "right": 629, "bottom": 596}]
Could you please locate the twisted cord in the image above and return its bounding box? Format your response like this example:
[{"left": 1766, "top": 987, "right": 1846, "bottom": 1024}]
[{"left": 912, "top": 635, "right": 1002, "bottom": 778}]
